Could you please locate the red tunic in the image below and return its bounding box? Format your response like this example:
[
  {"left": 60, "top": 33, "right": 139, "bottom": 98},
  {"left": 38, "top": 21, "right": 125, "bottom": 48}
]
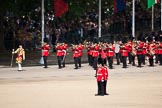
[
  {"left": 78, "top": 44, "right": 84, "bottom": 57},
  {"left": 136, "top": 42, "right": 144, "bottom": 55},
  {"left": 62, "top": 44, "right": 68, "bottom": 56},
  {"left": 56, "top": 45, "right": 63, "bottom": 56},
  {"left": 96, "top": 66, "right": 104, "bottom": 81},
  {"left": 42, "top": 44, "right": 50, "bottom": 56},
  {"left": 158, "top": 43, "right": 162, "bottom": 54},
  {"left": 73, "top": 47, "right": 80, "bottom": 58},
  {"left": 92, "top": 45, "right": 99, "bottom": 57},
  {"left": 107, "top": 46, "right": 115, "bottom": 57},
  {"left": 121, "top": 45, "right": 129, "bottom": 56}
]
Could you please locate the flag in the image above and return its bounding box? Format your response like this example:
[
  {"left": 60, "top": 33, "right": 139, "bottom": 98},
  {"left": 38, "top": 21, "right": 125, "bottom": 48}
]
[
  {"left": 148, "top": 0, "right": 155, "bottom": 8},
  {"left": 114, "top": 0, "right": 126, "bottom": 13},
  {"left": 54, "top": 0, "right": 68, "bottom": 18},
  {"left": 148, "top": 0, "right": 160, "bottom": 8}
]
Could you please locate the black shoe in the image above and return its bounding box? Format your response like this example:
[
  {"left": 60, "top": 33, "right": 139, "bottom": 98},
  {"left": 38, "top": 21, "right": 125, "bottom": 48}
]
[
  {"left": 122, "top": 66, "right": 127, "bottom": 68},
  {"left": 132, "top": 63, "right": 136, "bottom": 66},
  {"left": 95, "top": 94, "right": 104, "bottom": 96},
  {"left": 109, "top": 67, "right": 113, "bottom": 69},
  {"left": 58, "top": 67, "right": 62, "bottom": 69},
  {"left": 44, "top": 67, "right": 48, "bottom": 68},
  {"left": 104, "top": 93, "right": 109, "bottom": 95},
  {"left": 74, "top": 67, "right": 78, "bottom": 69},
  {"left": 17, "top": 70, "right": 22, "bottom": 71}
]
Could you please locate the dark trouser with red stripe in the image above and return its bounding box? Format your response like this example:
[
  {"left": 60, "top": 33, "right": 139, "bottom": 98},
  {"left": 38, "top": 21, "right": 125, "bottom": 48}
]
[
  {"left": 57, "top": 56, "right": 62, "bottom": 68},
  {"left": 107, "top": 57, "right": 113, "bottom": 69},
  {"left": 132, "top": 55, "right": 136, "bottom": 66},
  {"left": 122, "top": 56, "right": 127, "bottom": 68},
  {"left": 93, "top": 57, "right": 98, "bottom": 70},
  {"left": 141, "top": 54, "right": 146, "bottom": 65},
  {"left": 103, "top": 80, "right": 107, "bottom": 94},
  {"left": 128, "top": 52, "right": 132, "bottom": 64},
  {"left": 97, "top": 81, "right": 104, "bottom": 95},
  {"left": 137, "top": 54, "right": 142, "bottom": 67},
  {"left": 149, "top": 57, "right": 154, "bottom": 66},
  {"left": 155, "top": 54, "right": 159, "bottom": 64},
  {"left": 43, "top": 56, "right": 48, "bottom": 68},
  {"left": 78, "top": 56, "right": 82, "bottom": 67},
  {"left": 74, "top": 57, "right": 79, "bottom": 69},
  {"left": 159, "top": 54, "right": 162, "bottom": 65}
]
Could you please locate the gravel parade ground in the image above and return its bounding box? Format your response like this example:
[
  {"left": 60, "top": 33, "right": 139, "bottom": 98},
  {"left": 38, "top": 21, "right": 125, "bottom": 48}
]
[{"left": 0, "top": 63, "right": 162, "bottom": 108}]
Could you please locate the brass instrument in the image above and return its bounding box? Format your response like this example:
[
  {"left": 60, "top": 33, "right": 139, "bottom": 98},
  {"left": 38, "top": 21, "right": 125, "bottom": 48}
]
[{"left": 147, "top": 44, "right": 155, "bottom": 56}]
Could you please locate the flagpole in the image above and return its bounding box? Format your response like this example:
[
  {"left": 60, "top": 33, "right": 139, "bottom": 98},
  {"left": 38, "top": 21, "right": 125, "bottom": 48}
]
[
  {"left": 152, "top": 5, "right": 154, "bottom": 31},
  {"left": 132, "top": 0, "right": 135, "bottom": 37},
  {"left": 98, "top": 0, "right": 101, "bottom": 38},
  {"left": 39, "top": 0, "right": 45, "bottom": 64},
  {"left": 42, "top": 0, "right": 45, "bottom": 43}
]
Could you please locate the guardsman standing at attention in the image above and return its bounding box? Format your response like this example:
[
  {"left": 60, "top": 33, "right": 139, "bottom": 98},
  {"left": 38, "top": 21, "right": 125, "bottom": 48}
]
[
  {"left": 42, "top": 42, "right": 50, "bottom": 68},
  {"left": 95, "top": 64, "right": 104, "bottom": 96},
  {"left": 103, "top": 65, "right": 109, "bottom": 95},
  {"left": 12, "top": 45, "right": 25, "bottom": 71}
]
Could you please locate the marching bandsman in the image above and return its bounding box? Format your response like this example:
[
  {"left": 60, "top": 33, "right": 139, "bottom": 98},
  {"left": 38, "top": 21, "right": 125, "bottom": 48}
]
[
  {"left": 42, "top": 42, "right": 50, "bottom": 68},
  {"left": 56, "top": 43, "right": 63, "bottom": 69},
  {"left": 131, "top": 40, "right": 137, "bottom": 66},
  {"left": 142, "top": 42, "right": 147, "bottom": 65},
  {"left": 120, "top": 42, "right": 129, "bottom": 68},
  {"left": 72, "top": 44, "right": 80, "bottom": 69},
  {"left": 136, "top": 41, "right": 144, "bottom": 67},
  {"left": 95, "top": 64, "right": 104, "bottom": 96},
  {"left": 12, "top": 45, "right": 25, "bottom": 71},
  {"left": 92, "top": 43, "right": 100, "bottom": 70},
  {"left": 147, "top": 42, "right": 155, "bottom": 66},
  {"left": 127, "top": 40, "right": 132, "bottom": 64},
  {"left": 86, "top": 42, "right": 93, "bottom": 66},
  {"left": 106, "top": 42, "right": 115, "bottom": 69},
  {"left": 62, "top": 42, "right": 68, "bottom": 68},
  {"left": 78, "top": 43, "right": 84, "bottom": 68},
  {"left": 99, "top": 42, "right": 107, "bottom": 66}
]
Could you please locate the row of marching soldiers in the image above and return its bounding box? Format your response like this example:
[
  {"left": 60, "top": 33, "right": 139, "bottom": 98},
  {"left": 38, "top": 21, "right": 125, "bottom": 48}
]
[
  {"left": 41, "top": 35, "right": 162, "bottom": 69},
  {"left": 85, "top": 36, "right": 162, "bottom": 69},
  {"left": 55, "top": 42, "right": 84, "bottom": 69}
]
